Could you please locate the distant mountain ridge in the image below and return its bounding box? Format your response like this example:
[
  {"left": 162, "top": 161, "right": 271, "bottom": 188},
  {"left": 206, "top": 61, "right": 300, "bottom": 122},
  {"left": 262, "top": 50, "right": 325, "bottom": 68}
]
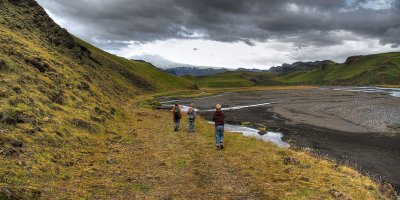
[
  {"left": 164, "top": 67, "right": 271, "bottom": 77},
  {"left": 237, "top": 68, "right": 268, "bottom": 73},
  {"left": 130, "top": 55, "right": 232, "bottom": 76},
  {"left": 184, "top": 52, "right": 400, "bottom": 87},
  {"left": 268, "top": 60, "right": 336, "bottom": 74},
  {"left": 164, "top": 67, "right": 230, "bottom": 76},
  {"left": 131, "top": 54, "right": 221, "bottom": 70}
]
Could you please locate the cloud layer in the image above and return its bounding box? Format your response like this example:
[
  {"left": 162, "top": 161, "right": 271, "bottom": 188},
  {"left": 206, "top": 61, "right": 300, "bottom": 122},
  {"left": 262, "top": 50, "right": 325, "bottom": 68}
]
[
  {"left": 36, "top": 0, "right": 400, "bottom": 68},
  {"left": 37, "top": 0, "right": 400, "bottom": 49}
]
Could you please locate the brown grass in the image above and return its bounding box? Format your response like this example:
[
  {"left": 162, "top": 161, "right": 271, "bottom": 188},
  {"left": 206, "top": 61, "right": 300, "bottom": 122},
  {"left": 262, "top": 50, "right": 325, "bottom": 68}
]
[
  {"left": 378, "top": 85, "right": 400, "bottom": 88},
  {"left": 0, "top": 76, "right": 391, "bottom": 199}
]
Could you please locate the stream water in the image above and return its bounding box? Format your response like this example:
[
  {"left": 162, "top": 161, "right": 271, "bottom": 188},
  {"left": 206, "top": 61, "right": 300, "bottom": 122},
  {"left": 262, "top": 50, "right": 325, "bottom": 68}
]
[
  {"left": 333, "top": 87, "right": 400, "bottom": 97},
  {"left": 172, "top": 104, "right": 289, "bottom": 148},
  {"left": 208, "top": 122, "right": 290, "bottom": 148}
]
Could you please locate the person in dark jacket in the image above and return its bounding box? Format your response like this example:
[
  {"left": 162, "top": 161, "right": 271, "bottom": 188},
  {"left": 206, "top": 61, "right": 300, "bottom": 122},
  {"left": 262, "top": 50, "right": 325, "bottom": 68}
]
[
  {"left": 212, "top": 104, "right": 225, "bottom": 149},
  {"left": 171, "top": 100, "right": 182, "bottom": 132}
]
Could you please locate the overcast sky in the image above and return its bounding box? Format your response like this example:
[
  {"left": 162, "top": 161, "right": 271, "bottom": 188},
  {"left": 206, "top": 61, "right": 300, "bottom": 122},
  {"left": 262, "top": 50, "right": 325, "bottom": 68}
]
[{"left": 37, "top": 0, "right": 400, "bottom": 69}]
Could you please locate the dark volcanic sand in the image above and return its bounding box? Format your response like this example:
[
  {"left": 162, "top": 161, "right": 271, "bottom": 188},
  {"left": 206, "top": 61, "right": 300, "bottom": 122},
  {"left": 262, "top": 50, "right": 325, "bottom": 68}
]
[{"left": 177, "top": 87, "right": 400, "bottom": 191}]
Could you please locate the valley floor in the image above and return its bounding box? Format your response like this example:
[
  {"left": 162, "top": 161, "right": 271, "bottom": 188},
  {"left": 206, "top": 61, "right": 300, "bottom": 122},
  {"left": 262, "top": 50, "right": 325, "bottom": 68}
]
[
  {"left": 0, "top": 95, "right": 395, "bottom": 199},
  {"left": 177, "top": 87, "right": 400, "bottom": 196}
]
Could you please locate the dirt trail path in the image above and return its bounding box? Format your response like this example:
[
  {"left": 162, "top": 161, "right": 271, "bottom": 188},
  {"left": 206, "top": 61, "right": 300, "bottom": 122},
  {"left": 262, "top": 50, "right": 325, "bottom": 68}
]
[
  {"left": 112, "top": 109, "right": 272, "bottom": 199},
  {"left": 63, "top": 102, "right": 385, "bottom": 199}
]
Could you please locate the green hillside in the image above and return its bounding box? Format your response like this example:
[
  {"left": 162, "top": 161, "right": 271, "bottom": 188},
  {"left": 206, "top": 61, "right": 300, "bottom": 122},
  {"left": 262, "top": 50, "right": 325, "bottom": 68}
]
[
  {"left": 186, "top": 52, "right": 400, "bottom": 87},
  {"left": 0, "top": 0, "right": 193, "bottom": 149},
  {"left": 74, "top": 37, "right": 193, "bottom": 91},
  {"left": 282, "top": 52, "right": 400, "bottom": 85},
  {"left": 185, "top": 71, "right": 285, "bottom": 88},
  {"left": 0, "top": 0, "right": 192, "bottom": 198}
]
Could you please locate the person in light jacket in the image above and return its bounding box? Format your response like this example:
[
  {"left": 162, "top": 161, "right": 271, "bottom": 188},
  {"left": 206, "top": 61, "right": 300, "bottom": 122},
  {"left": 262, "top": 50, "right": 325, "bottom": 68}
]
[{"left": 187, "top": 103, "right": 197, "bottom": 132}]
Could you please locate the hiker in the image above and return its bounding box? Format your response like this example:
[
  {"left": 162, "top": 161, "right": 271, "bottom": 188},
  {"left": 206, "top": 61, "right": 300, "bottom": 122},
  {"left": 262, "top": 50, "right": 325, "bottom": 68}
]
[
  {"left": 171, "top": 100, "right": 182, "bottom": 132},
  {"left": 187, "top": 103, "right": 197, "bottom": 132},
  {"left": 212, "top": 104, "right": 225, "bottom": 149}
]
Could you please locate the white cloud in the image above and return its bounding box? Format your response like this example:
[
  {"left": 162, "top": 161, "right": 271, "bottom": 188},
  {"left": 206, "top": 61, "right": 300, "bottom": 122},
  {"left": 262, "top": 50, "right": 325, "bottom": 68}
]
[
  {"left": 361, "top": 0, "right": 396, "bottom": 10},
  {"left": 109, "top": 33, "right": 400, "bottom": 69}
]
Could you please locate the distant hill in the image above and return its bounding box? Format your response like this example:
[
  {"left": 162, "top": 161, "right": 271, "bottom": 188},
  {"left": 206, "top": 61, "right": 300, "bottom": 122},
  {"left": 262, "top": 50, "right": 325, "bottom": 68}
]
[
  {"left": 163, "top": 67, "right": 270, "bottom": 77},
  {"left": 281, "top": 52, "right": 400, "bottom": 85},
  {"left": 185, "top": 52, "right": 400, "bottom": 87},
  {"left": 131, "top": 54, "right": 271, "bottom": 77},
  {"left": 268, "top": 60, "right": 336, "bottom": 74},
  {"left": 130, "top": 55, "right": 232, "bottom": 76},
  {"left": 164, "top": 67, "right": 230, "bottom": 76},
  {"left": 183, "top": 71, "right": 282, "bottom": 88},
  {"left": 237, "top": 68, "right": 268, "bottom": 73}
]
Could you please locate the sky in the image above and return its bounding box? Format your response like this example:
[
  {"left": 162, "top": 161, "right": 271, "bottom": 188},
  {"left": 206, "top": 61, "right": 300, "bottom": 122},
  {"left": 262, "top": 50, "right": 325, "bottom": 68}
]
[{"left": 36, "top": 0, "right": 400, "bottom": 69}]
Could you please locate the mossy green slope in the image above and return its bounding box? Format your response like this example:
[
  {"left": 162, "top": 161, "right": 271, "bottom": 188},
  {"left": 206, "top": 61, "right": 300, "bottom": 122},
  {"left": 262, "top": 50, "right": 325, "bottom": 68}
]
[
  {"left": 0, "top": 0, "right": 190, "bottom": 198},
  {"left": 74, "top": 37, "right": 193, "bottom": 91},
  {"left": 0, "top": 0, "right": 193, "bottom": 140},
  {"left": 282, "top": 52, "right": 400, "bottom": 85}
]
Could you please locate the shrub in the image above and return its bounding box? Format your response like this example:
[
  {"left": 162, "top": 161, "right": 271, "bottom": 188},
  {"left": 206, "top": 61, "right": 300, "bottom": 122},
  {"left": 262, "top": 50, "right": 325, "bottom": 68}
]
[
  {"left": 70, "top": 118, "right": 97, "bottom": 133},
  {"left": 48, "top": 90, "right": 65, "bottom": 105},
  {"left": 0, "top": 109, "right": 36, "bottom": 125},
  {"left": 0, "top": 59, "right": 8, "bottom": 70},
  {"left": 24, "top": 57, "right": 50, "bottom": 73},
  {"left": 77, "top": 81, "right": 90, "bottom": 91},
  {"left": 192, "top": 84, "right": 200, "bottom": 90}
]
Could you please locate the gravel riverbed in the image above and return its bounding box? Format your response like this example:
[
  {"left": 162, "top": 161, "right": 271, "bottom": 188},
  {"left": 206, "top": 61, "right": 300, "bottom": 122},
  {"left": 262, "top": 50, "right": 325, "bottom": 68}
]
[{"left": 174, "top": 87, "right": 400, "bottom": 193}]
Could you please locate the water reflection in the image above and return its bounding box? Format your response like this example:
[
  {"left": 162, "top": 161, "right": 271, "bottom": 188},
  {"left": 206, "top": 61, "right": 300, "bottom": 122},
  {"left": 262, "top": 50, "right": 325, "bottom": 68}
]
[
  {"left": 333, "top": 87, "right": 400, "bottom": 97},
  {"left": 208, "top": 122, "right": 290, "bottom": 148}
]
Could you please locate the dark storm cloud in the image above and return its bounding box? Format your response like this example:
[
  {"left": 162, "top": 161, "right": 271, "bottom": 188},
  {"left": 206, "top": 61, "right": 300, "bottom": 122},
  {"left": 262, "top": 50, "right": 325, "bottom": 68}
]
[{"left": 36, "top": 0, "right": 400, "bottom": 49}]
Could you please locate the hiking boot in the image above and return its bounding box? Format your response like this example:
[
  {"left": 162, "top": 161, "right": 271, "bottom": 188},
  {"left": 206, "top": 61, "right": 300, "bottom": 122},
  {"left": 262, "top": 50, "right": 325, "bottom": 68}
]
[
  {"left": 216, "top": 144, "right": 220, "bottom": 150},
  {"left": 220, "top": 142, "right": 224, "bottom": 149}
]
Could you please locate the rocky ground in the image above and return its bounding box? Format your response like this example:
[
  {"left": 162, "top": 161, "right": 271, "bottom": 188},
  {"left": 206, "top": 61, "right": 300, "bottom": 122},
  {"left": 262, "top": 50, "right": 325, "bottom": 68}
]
[{"left": 178, "top": 87, "right": 400, "bottom": 193}]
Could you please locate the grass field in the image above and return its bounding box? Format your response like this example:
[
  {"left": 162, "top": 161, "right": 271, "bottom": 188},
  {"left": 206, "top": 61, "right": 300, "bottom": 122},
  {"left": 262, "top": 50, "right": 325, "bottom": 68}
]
[{"left": 1, "top": 95, "right": 393, "bottom": 199}]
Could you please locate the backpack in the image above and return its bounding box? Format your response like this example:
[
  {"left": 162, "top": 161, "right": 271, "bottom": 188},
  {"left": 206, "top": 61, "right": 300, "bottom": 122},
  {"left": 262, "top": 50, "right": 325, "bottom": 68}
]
[
  {"left": 188, "top": 108, "right": 195, "bottom": 120},
  {"left": 173, "top": 106, "right": 180, "bottom": 119}
]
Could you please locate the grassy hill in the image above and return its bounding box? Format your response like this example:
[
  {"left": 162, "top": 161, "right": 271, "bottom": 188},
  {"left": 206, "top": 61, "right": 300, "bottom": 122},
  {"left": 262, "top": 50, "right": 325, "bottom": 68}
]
[
  {"left": 0, "top": 0, "right": 193, "bottom": 149},
  {"left": 0, "top": 0, "right": 396, "bottom": 199},
  {"left": 184, "top": 71, "right": 285, "bottom": 88},
  {"left": 282, "top": 52, "right": 400, "bottom": 85},
  {"left": 0, "top": 0, "right": 191, "bottom": 198},
  {"left": 186, "top": 52, "right": 400, "bottom": 88}
]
